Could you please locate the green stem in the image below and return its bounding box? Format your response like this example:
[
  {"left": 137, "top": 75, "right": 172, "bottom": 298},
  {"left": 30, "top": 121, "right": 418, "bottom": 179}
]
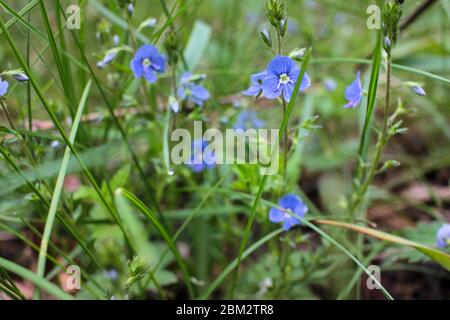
[{"left": 351, "top": 54, "right": 392, "bottom": 215}]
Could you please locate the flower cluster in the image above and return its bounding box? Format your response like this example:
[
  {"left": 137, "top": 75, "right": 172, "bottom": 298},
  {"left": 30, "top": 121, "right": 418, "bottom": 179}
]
[
  {"left": 269, "top": 194, "right": 308, "bottom": 231},
  {"left": 243, "top": 56, "right": 311, "bottom": 102}
]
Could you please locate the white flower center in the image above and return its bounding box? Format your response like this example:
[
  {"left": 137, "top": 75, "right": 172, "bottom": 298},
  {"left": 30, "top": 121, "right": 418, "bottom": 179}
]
[
  {"left": 143, "top": 58, "right": 152, "bottom": 69},
  {"left": 279, "top": 73, "right": 292, "bottom": 85}
]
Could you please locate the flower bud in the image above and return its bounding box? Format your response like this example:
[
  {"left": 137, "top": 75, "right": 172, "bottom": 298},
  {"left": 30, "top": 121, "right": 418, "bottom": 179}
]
[
  {"left": 405, "top": 82, "right": 426, "bottom": 97},
  {"left": 384, "top": 36, "right": 391, "bottom": 51},
  {"left": 410, "top": 85, "right": 426, "bottom": 97},
  {"left": 279, "top": 19, "right": 288, "bottom": 37},
  {"left": 289, "top": 47, "right": 306, "bottom": 61},
  {"left": 260, "top": 29, "right": 272, "bottom": 48},
  {"left": 12, "top": 72, "right": 29, "bottom": 82}
]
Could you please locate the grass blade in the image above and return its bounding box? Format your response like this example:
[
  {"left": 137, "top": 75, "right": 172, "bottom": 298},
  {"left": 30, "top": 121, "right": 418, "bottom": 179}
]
[
  {"left": 316, "top": 219, "right": 450, "bottom": 272},
  {"left": 200, "top": 229, "right": 283, "bottom": 299},
  {"left": 119, "top": 189, "right": 195, "bottom": 298},
  {"left": 0, "top": 257, "right": 74, "bottom": 300},
  {"left": 34, "top": 81, "right": 92, "bottom": 298}
]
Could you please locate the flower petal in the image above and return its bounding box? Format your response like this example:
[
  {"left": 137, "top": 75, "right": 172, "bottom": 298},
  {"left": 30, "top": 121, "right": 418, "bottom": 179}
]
[
  {"left": 262, "top": 74, "right": 282, "bottom": 99},
  {"left": 269, "top": 208, "right": 285, "bottom": 223},
  {"left": 279, "top": 194, "right": 302, "bottom": 211},
  {"left": 242, "top": 85, "right": 261, "bottom": 97},
  {"left": 191, "top": 85, "right": 210, "bottom": 101},
  {"left": 0, "top": 80, "right": 9, "bottom": 97},
  {"left": 282, "top": 216, "right": 301, "bottom": 231},
  {"left": 144, "top": 70, "right": 158, "bottom": 83},
  {"left": 267, "top": 56, "right": 297, "bottom": 76},
  {"left": 251, "top": 71, "right": 268, "bottom": 84},
  {"left": 131, "top": 58, "right": 144, "bottom": 78},
  {"left": 345, "top": 71, "right": 362, "bottom": 102}
]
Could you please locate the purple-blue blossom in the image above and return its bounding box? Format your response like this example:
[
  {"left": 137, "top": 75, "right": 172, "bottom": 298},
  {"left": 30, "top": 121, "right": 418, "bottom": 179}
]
[
  {"left": 97, "top": 51, "right": 117, "bottom": 69},
  {"left": 436, "top": 224, "right": 450, "bottom": 248},
  {"left": 187, "top": 140, "right": 216, "bottom": 173},
  {"left": 104, "top": 269, "right": 118, "bottom": 280},
  {"left": 269, "top": 194, "right": 308, "bottom": 231},
  {"left": 130, "top": 45, "right": 166, "bottom": 83},
  {"left": 410, "top": 85, "right": 426, "bottom": 97},
  {"left": 242, "top": 71, "right": 267, "bottom": 97},
  {"left": 13, "top": 73, "right": 29, "bottom": 82},
  {"left": 324, "top": 78, "right": 337, "bottom": 92},
  {"left": 344, "top": 71, "right": 363, "bottom": 108},
  {"left": 234, "top": 110, "right": 265, "bottom": 130},
  {"left": 178, "top": 72, "right": 210, "bottom": 107},
  {"left": 0, "top": 78, "right": 9, "bottom": 97},
  {"left": 262, "top": 56, "right": 311, "bottom": 102}
]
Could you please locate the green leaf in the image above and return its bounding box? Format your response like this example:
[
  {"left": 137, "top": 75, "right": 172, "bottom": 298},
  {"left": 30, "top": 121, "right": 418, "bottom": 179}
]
[
  {"left": 183, "top": 20, "right": 212, "bottom": 71},
  {"left": 316, "top": 220, "right": 450, "bottom": 272}
]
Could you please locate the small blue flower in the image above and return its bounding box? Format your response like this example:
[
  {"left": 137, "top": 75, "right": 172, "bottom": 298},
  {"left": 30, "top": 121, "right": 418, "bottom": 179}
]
[
  {"left": 13, "top": 73, "right": 29, "bottom": 82},
  {"left": 384, "top": 36, "right": 391, "bottom": 50},
  {"left": 344, "top": 71, "right": 363, "bottom": 108},
  {"left": 436, "top": 224, "right": 450, "bottom": 248},
  {"left": 104, "top": 269, "right": 118, "bottom": 281},
  {"left": 113, "top": 34, "right": 120, "bottom": 45},
  {"left": 410, "top": 85, "right": 426, "bottom": 97},
  {"left": 262, "top": 56, "right": 311, "bottom": 102},
  {"left": 130, "top": 45, "right": 166, "bottom": 83},
  {"left": 234, "top": 110, "right": 265, "bottom": 130},
  {"left": 97, "top": 51, "right": 117, "bottom": 69},
  {"left": 242, "top": 71, "right": 267, "bottom": 97},
  {"left": 0, "top": 78, "right": 9, "bottom": 97},
  {"left": 187, "top": 139, "right": 216, "bottom": 173},
  {"left": 269, "top": 194, "right": 308, "bottom": 231},
  {"left": 324, "top": 78, "right": 337, "bottom": 92},
  {"left": 128, "top": 3, "right": 134, "bottom": 16},
  {"left": 178, "top": 72, "right": 210, "bottom": 107}
]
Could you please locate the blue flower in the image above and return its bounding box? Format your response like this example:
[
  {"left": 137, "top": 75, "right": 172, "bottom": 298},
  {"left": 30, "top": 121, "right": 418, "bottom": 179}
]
[
  {"left": 128, "top": 3, "right": 134, "bottom": 16},
  {"left": 130, "top": 45, "right": 166, "bottom": 83},
  {"left": 187, "top": 140, "right": 216, "bottom": 173},
  {"left": 97, "top": 51, "right": 117, "bottom": 69},
  {"left": 410, "top": 85, "right": 426, "bottom": 97},
  {"left": 104, "top": 269, "right": 118, "bottom": 280},
  {"left": 178, "top": 72, "right": 210, "bottom": 107},
  {"left": 436, "top": 224, "right": 450, "bottom": 248},
  {"left": 324, "top": 78, "right": 337, "bottom": 92},
  {"left": 269, "top": 194, "right": 308, "bottom": 231},
  {"left": 234, "top": 110, "right": 265, "bottom": 130},
  {"left": 0, "top": 78, "right": 9, "bottom": 97},
  {"left": 262, "top": 56, "right": 311, "bottom": 102},
  {"left": 384, "top": 36, "right": 391, "bottom": 50},
  {"left": 344, "top": 71, "right": 363, "bottom": 108},
  {"left": 13, "top": 73, "right": 29, "bottom": 82},
  {"left": 113, "top": 35, "right": 120, "bottom": 45},
  {"left": 242, "top": 71, "right": 267, "bottom": 97}
]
